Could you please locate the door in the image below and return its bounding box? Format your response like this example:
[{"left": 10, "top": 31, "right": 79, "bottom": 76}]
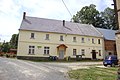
[
  {"left": 92, "top": 50, "right": 96, "bottom": 59},
  {"left": 59, "top": 50, "right": 64, "bottom": 59}
]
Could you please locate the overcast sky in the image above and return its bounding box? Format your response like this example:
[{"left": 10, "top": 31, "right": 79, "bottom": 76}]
[{"left": 0, "top": 0, "right": 113, "bottom": 42}]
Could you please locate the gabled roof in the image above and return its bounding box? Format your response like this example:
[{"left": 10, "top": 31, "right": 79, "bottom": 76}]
[
  {"left": 20, "top": 16, "right": 103, "bottom": 38},
  {"left": 97, "top": 28, "right": 116, "bottom": 40}
]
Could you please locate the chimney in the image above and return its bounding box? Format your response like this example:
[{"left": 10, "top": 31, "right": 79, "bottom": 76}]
[
  {"left": 23, "top": 12, "right": 26, "bottom": 19},
  {"left": 63, "top": 20, "right": 65, "bottom": 26}
]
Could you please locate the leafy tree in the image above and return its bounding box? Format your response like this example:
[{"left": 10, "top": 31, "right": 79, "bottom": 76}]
[
  {"left": 72, "top": 4, "right": 101, "bottom": 27},
  {"left": 1, "top": 42, "right": 10, "bottom": 53},
  {"left": 100, "top": 7, "right": 117, "bottom": 30},
  {"left": 72, "top": 4, "right": 117, "bottom": 30},
  {"left": 10, "top": 34, "right": 18, "bottom": 49}
]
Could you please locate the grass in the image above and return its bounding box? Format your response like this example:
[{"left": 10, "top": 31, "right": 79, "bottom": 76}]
[{"left": 68, "top": 67, "right": 118, "bottom": 80}]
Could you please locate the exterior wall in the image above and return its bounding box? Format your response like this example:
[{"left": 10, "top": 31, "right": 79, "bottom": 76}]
[
  {"left": 104, "top": 40, "right": 116, "bottom": 56},
  {"left": 116, "top": 0, "right": 120, "bottom": 60},
  {"left": 17, "top": 30, "right": 104, "bottom": 59}
]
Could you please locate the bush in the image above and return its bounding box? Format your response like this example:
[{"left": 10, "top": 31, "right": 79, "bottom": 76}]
[
  {"left": 6, "top": 53, "right": 10, "bottom": 58},
  {"left": 0, "top": 53, "right": 4, "bottom": 56}
]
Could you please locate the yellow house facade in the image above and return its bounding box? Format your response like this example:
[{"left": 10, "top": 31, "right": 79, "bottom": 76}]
[{"left": 17, "top": 12, "right": 104, "bottom": 60}]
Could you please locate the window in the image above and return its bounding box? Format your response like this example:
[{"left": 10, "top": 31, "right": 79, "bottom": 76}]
[
  {"left": 60, "top": 35, "right": 64, "bottom": 41},
  {"left": 45, "top": 34, "right": 49, "bottom": 40},
  {"left": 98, "top": 39, "right": 101, "bottom": 44},
  {"left": 81, "top": 38, "right": 85, "bottom": 43},
  {"left": 73, "top": 37, "right": 76, "bottom": 42},
  {"left": 81, "top": 49, "right": 85, "bottom": 56},
  {"left": 31, "top": 33, "right": 35, "bottom": 39},
  {"left": 92, "top": 38, "right": 95, "bottom": 44},
  {"left": 99, "top": 50, "right": 101, "bottom": 56},
  {"left": 44, "top": 47, "right": 50, "bottom": 55},
  {"left": 28, "top": 46, "right": 35, "bottom": 54},
  {"left": 73, "top": 49, "right": 77, "bottom": 56}
]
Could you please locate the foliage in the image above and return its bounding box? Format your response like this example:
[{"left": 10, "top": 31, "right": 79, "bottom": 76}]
[
  {"left": 72, "top": 4, "right": 117, "bottom": 30},
  {"left": 100, "top": 7, "right": 117, "bottom": 30},
  {"left": 10, "top": 34, "right": 18, "bottom": 49},
  {"left": 1, "top": 42, "right": 10, "bottom": 53},
  {"left": 68, "top": 67, "right": 118, "bottom": 80}
]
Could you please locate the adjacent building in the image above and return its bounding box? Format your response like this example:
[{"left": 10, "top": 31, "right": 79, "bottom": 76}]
[
  {"left": 97, "top": 28, "right": 116, "bottom": 56},
  {"left": 17, "top": 12, "right": 104, "bottom": 60}
]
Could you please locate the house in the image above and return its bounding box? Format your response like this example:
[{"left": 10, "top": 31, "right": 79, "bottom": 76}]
[
  {"left": 97, "top": 28, "right": 117, "bottom": 56},
  {"left": 115, "top": 0, "right": 120, "bottom": 60},
  {"left": 17, "top": 12, "right": 104, "bottom": 60}
]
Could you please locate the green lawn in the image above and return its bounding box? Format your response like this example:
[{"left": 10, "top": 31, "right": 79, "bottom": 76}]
[{"left": 68, "top": 67, "right": 118, "bottom": 80}]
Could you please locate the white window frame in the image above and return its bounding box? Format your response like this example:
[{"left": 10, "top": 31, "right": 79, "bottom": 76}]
[
  {"left": 81, "top": 49, "right": 85, "bottom": 56},
  {"left": 44, "top": 47, "right": 50, "bottom": 55},
  {"left": 31, "top": 33, "right": 35, "bottom": 39},
  {"left": 81, "top": 38, "right": 85, "bottom": 43},
  {"left": 73, "top": 49, "right": 77, "bottom": 56},
  {"left": 73, "top": 37, "right": 76, "bottom": 42},
  {"left": 60, "top": 35, "right": 64, "bottom": 41},
  {"left": 28, "top": 46, "right": 35, "bottom": 55},
  {"left": 45, "top": 34, "right": 49, "bottom": 40}
]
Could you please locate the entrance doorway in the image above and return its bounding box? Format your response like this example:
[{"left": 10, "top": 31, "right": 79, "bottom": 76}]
[
  {"left": 92, "top": 50, "right": 96, "bottom": 59},
  {"left": 57, "top": 44, "right": 68, "bottom": 59},
  {"left": 59, "top": 50, "right": 64, "bottom": 59}
]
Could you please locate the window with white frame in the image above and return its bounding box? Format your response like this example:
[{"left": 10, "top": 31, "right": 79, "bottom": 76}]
[
  {"left": 99, "top": 50, "right": 101, "bottom": 56},
  {"left": 73, "top": 49, "right": 77, "bottom": 56},
  {"left": 81, "top": 38, "right": 85, "bottom": 43},
  {"left": 81, "top": 49, "right": 85, "bottom": 56},
  {"left": 28, "top": 46, "right": 35, "bottom": 54},
  {"left": 98, "top": 39, "right": 101, "bottom": 44},
  {"left": 92, "top": 38, "right": 95, "bottom": 43},
  {"left": 60, "top": 35, "right": 64, "bottom": 41},
  {"left": 73, "top": 37, "right": 76, "bottom": 42},
  {"left": 44, "top": 47, "right": 50, "bottom": 55},
  {"left": 45, "top": 34, "right": 49, "bottom": 40},
  {"left": 31, "top": 33, "right": 35, "bottom": 39}
]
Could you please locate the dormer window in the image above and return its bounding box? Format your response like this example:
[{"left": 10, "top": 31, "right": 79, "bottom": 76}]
[{"left": 31, "top": 33, "right": 35, "bottom": 39}]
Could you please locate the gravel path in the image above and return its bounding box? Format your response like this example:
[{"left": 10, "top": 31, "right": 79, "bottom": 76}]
[{"left": 0, "top": 57, "right": 102, "bottom": 80}]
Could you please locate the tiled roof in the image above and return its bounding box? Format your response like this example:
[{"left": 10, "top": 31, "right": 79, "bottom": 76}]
[
  {"left": 20, "top": 16, "right": 103, "bottom": 37},
  {"left": 97, "top": 28, "right": 116, "bottom": 40}
]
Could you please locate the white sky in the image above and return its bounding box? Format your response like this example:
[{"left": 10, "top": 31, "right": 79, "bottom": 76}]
[{"left": 0, "top": 0, "right": 113, "bottom": 42}]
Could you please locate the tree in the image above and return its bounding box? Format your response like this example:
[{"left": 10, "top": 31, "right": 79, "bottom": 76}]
[
  {"left": 72, "top": 4, "right": 117, "bottom": 30},
  {"left": 1, "top": 42, "right": 10, "bottom": 53},
  {"left": 10, "top": 34, "right": 18, "bottom": 49},
  {"left": 100, "top": 7, "right": 117, "bottom": 30},
  {"left": 72, "top": 4, "right": 101, "bottom": 27}
]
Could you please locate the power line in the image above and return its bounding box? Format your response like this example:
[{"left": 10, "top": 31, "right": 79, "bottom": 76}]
[
  {"left": 61, "top": 0, "right": 73, "bottom": 17},
  {"left": 61, "top": 0, "right": 84, "bottom": 34}
]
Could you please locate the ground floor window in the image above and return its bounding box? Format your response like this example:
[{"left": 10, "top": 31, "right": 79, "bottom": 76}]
[
  {"left": 44, "top": 47, "right": 50, "bottom": 55},
  {"left": 28, "top": 46, "right": 35, "bottom": 54},
  {"left": 99, "top": 50, "right": 101, "bottom": 56},
  {"left": 73, "top": 49, "right": 77, "bottom": 56},
  {"left": 81, "top": 49, "right": 85, "bottom": 56}
]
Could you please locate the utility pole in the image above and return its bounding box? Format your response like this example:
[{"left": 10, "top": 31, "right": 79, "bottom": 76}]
[{"left": 113, "top": 0, "right": 119, "bottom": 29}]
